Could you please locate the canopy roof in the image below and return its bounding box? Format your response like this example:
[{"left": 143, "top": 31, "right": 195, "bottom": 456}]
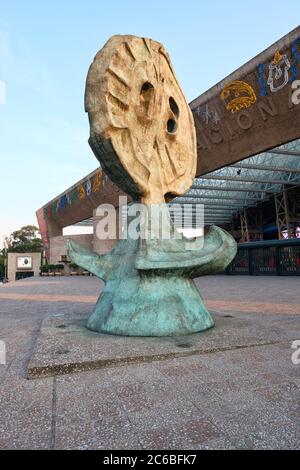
[{"left": 174, "top": 138, "right": 300, "bottom": 225}]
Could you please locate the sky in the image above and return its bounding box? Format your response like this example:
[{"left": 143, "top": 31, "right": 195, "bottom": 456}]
[{"left": 0, "top": 1, "right": 299, "bottom": 246}]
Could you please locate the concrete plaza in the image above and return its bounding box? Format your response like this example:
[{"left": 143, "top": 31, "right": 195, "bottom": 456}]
[{"left": 0, "top": 275, "right": 299, "bottom": 449}]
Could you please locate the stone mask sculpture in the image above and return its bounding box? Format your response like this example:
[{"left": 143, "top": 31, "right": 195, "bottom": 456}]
[{"left": 67, "top": 35, "right": 237, "bottom": 336}]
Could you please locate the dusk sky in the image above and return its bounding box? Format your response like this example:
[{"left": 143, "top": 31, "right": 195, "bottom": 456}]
[{"left": 0, "top": 1, "right": 299, "bottom": 246}]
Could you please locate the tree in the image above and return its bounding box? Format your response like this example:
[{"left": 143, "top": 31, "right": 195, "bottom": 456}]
[{"left": 8, "top": 225, "right": 44, "bottom": 253}]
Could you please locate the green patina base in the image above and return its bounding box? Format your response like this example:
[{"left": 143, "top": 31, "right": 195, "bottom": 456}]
[
  {"left": 87, "top": 239, "right": 214, "bottom": 336},
  {"left": 67, "top": 209, "right": 237, "bottom": 336}
]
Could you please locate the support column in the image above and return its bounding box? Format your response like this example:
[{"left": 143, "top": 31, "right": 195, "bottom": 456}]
[
  {"left": 240, "top": 209, "right": 249, "bottom": 242},
  {"left": 256, "top": 207, "right": 264, "bottom": 241},
  {"left": 47, "top": 218, "right": 64, "bottom": 264},
  {"left": 93, "top": 206, "right": 120, "bottom": 255},
  {"left": 274, "top": 189, "right": 292, "bottom": 239},
  {"left": 246, "top": 207, "right": 263, "bottom": 241}
]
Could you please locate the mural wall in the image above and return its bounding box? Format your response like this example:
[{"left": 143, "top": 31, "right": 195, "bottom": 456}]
[{"left": 191, "top": 26, "right": 300, "bottom": 175}]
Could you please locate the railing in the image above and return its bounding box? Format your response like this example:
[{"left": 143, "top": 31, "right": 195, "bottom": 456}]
[{"left": 226, "top": 239, "right": 300, "bottom": 276}]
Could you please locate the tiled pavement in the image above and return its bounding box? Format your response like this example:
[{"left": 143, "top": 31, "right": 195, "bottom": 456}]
[{"left": 0, "top": 275, "right": 299, "bottom": 449}]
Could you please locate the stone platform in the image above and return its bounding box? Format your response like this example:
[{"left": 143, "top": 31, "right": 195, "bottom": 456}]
[{"left": 28, "top": 311, "right": 284, "bottom": 379}]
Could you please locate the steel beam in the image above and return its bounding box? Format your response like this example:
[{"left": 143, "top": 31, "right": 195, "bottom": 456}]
[
  {"left": 230, "top": 163, "right": 300, "bottom": 174},
  {"left": 204, "top": 212, "right": 232, "bottom": 215},
  {"left": 172, "top": 208, "right": 234, "bottom": 214},
  {"left": 180, "top": 194, "right": 259, "bottom": 201},
  {"left": 170, "top": 203, "right": 237, "bottom": 210},
  {"left": 198, "top": 175, "right": 299, "bottom": 185},
  {"left": 204, "top": 216, "right": 234, "bottom": 219},
  {"left": 205, "top": 206, "right": 236, "bottom": 210},
  {"left": 204, "top": 215, "right": 232, "bottom": 217},
  {"left": 267, "top": 149, "right": 300, "bottom": 157},
  {"left": 204, "top": 211, "right": 233, "bottom": 214},
  {"left": 191, "top": 184, "right": 275, "bottom": 193},
  {"left": 240, "top": 209, "right": 250, "bottom": 242},
  {"left": 171, "top": 201, "right": 243, "bottom": 208},
  {"left": 202, "top": 205, "right": 240, "bottom": 209},
  {"left": 274, "top": 189, "right": 292, "bottom": 239},
  {"left": 204, "top": 221, "right": 231, "bottom": 224}
]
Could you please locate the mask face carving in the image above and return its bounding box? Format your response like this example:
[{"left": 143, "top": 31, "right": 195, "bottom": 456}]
[
  {"left": 267, "top": 50, "right": 291, "bottom": 92},
  {"left": 85, "top": 35, "right": 197, "bottom": 205},
  {"left": 220, "top": 80, "right": 257, "bottom": 113}
]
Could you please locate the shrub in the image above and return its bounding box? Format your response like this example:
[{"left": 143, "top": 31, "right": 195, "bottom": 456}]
[
  {"left": 40, "top": 265, "right": 48, "bottom": 273},
  {"left": 47, "top": 264, "right": 57, "bottom": 272},
  {"left": 69, "top": 262, "right": 78, "bottom": 270}
]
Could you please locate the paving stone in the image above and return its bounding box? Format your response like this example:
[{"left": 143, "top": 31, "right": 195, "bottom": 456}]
[
  {"left": 0, "top": 275, "right": 300, "bottom": 449},
  {"left": 0, "top": 376, "right": 53, "bottom": 449},
  {"left": 203, "top": 407, "right": 299, "bottom": 448},
  {"left": 136, "top": 415, "right": 222, "bottom": 449}
]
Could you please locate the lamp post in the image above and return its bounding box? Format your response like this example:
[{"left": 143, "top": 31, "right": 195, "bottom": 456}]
[{"left": 3, "top": 246, "right": 7, "bottom": 283}]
